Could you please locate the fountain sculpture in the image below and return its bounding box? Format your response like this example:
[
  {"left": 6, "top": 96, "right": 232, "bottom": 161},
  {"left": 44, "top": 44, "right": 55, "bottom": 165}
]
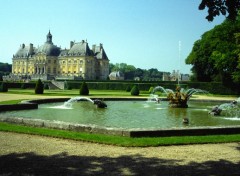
[
  {"left": 152, "top": 86, "right": 208, "bottom": 108},
  {"left": 209, "top": 98, "right": 239, "bottom": 116},
  {"left": 64, "top": 97, "right": 107, "bottom": 108}
]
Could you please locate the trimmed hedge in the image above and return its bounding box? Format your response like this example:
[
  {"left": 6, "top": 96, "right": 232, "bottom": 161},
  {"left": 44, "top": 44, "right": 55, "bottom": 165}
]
[
  {"left": 1, "top": 80, "right": 239, "bottom": 95},
  {"left": 0, "top": 82, "right": 36, "bottom": 89}
]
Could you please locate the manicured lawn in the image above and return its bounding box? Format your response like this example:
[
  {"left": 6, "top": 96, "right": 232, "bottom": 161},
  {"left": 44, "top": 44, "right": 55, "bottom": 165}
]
[
  {"left": 1, "top": 122, "right": 240, "bottom": 147},
  {"left": 7, "top": 89, "right": 151, "bottom": 97}
]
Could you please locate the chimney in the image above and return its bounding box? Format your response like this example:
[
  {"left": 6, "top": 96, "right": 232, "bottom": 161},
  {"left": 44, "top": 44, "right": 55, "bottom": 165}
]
[
  {"left": 92, "top": 44, "right": 96, "bottom": 53},
  {"left": 29, "top": 43, "right": 33, "bottom": 54},
  {"left": 70, "top": 41, "right": 74, "bottom": 48}
]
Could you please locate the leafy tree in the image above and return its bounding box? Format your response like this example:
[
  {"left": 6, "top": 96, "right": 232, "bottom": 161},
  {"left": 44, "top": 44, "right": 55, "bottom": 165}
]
[
  {"left": 110, "top": 62, "right": 165, "bottom": 81},
  {"left": 134, "top": 68, "right": 144, "bottom": 79},
  {"left": 0, "top": 62, "right": 12, "bottom": 79},
  {"left": 199, "top": 0, "right": 240, "bottom": 21},
  {"left": 0, "top": 62, "right": 11, "bottom": 73},
  {"left": 186, "top": 19, "right": 240, "bottom": 84},
  {"left": 80, "top": 81, "right": 89, "bottom": 95},
  {"left": 35, "top": 79, "right": 44, "bottom": 94},
  {"left": 0, "top": 82, "right": 8, "bottom": 92},
  {"left": 131, "top": 85, "right": 140, "bottom": 96}
]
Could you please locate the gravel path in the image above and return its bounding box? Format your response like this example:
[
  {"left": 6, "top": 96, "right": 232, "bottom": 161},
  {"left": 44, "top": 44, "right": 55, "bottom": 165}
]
[
  {"left": 0, "top": 132, "right": 239, "bottom": 176},
  {"left": 0, "top": 93, "right": 240, "bottom": 175}
]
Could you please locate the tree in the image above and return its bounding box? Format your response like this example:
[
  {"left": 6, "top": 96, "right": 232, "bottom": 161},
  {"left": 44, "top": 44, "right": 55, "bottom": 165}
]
[
  {"left": 232, "top": 32, "right": 240, "bottom": 82},
  {"left": 110, "top": 62, "right": 164, "bottom": 81},
  {"left": 35, "top": 79, "right": 44, "bottom": 94},
  {"left": 186, "top": 19, "right": 240, "bottom": 85},
  {"left": 80, "top": 81, "right": 89, "bottom": 95},
  {"left": 131, "top": 85, "right": 140, "bottom": 96},
  {"left": 199, "top": 0, "right": 240, "bottom": 21}
]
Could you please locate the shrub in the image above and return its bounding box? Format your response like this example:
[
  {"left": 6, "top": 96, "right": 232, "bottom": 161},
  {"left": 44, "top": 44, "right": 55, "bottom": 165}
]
[
  {"left": 0, "top": 82, "right": 8, "bottom": 92},
  {"left": 126, "top": 85, "right": 131, "bottom": 92},
  {"left": 35, "top": 79, "right": 44, "bottom": 94},
  {"left": 148, "top": 86, "right": 154, "bottom": 94},
  {"left": 131, "top": 85, "right": 140, "bottom": 96},
  {"left": 80, "top": 81, "right": 89, "bottom": 95}
]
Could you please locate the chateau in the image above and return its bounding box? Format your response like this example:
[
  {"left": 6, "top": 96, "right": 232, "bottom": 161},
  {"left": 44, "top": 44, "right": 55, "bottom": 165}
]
[{"left": 11, "top": 31, "right": 109, "bottom": 81}]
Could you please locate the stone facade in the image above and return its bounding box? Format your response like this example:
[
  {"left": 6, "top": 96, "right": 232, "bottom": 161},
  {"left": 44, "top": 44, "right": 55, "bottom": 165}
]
[{"left": 11, "top": 31, "right": 109, "bottom": 80}]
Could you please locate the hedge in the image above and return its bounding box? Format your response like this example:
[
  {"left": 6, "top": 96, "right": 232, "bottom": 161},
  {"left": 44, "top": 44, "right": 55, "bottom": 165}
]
[{"left": 1, "top": 81, "right": 239, "bottom": 95}]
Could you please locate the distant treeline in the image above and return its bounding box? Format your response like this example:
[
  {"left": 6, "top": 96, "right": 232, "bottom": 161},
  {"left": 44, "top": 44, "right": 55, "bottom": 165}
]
[{"left": 0, "top": 62, "right": 12, "bottom": 79}]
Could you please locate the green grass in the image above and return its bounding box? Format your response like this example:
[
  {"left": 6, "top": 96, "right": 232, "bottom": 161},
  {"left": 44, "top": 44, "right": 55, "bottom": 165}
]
[
  {"left": 0, "top": 99, "right": 25, "bottom": 105},
  {"left": 0, "top": 122, "right": 240, "bottom": 147},
  {"left": 5, "top": 88, "right": 153, "bottom": 98}
]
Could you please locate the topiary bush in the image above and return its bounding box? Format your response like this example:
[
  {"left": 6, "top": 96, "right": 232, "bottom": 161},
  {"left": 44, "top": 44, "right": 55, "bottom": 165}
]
[
  {"left": 79, "top": 81, "right": 89, "bottom": 95},
  {"left": 35, "top": 79, "right": 44, "bottom": 94},
  {"left": 148, "top": 86, "right": 154, "bottom": 94},
  {"left": 0, "top": 82, "right": 8, "bottom": 92},
  {"left": 125, "top": 85, "right": 131, "bottom": 92},
  {"left": 131, "top": 85, "right": 140, "bottom": 96}
]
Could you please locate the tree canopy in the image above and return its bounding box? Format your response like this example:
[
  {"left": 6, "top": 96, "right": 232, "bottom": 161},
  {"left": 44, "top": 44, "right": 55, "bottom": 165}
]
[
  {"left": 199, "top": 0, "right": 240, "bottom": 21},
  {"left": 185, "top": 19, "right": 240, "bottom": 85},
  {"left": 109, "top": 63, "right": 167, "bottom": 81}
]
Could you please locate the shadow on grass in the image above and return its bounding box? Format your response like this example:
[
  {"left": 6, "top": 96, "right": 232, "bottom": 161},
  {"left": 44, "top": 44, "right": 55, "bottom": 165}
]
[{"left": 0, "top": 152, "right": 239, "bottom": 176}]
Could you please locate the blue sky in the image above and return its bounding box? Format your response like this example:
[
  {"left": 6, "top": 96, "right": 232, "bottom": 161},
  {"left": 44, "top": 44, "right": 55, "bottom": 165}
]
[{"left": 0, "top": 0, "right": 224, "bottom": 74}]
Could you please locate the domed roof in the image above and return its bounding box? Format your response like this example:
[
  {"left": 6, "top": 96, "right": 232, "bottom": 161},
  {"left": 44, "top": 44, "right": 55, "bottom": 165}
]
[
  {"left": 37, "top": 31, "right": 60, "bottom": 56},
  {"left": 37, "top": 43, "right": 60, "bottom": 56}
]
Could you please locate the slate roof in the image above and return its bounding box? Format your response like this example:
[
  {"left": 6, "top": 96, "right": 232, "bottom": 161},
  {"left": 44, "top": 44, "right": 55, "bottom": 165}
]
[
  {"left": 14, "top": 44, "right": 36, "bottom": 58},
  {"left": 37, "top": 43, "right": 61, "bottom": 56},
  {"left": 68, "top": 40, "right": 93, "bottom": 56},
  {"left": 13, "top": 32, "right": 108, "bottom": 59}
]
